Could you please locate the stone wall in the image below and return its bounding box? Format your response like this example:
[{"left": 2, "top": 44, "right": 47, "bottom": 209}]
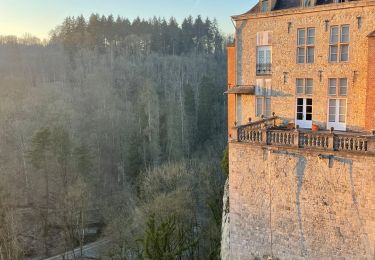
[
  {"left": 221, "top": 178, "right": 230, "bottom": 260},
  {"left": 366, "top": 34, "right": 375, "bottom": 130},
  {"left": 228, "top": 45, "right": 237, "bottom": 138},
  {"left": 233, "top": 1, "right": 375, "bottom": 131},
  {"left": 229, "top": 142, "right": 375, "bottom": 259}
]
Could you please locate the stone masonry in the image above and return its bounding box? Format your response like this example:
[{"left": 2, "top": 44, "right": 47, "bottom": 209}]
[
  {"left": 228, "top": 1, "right": 375, "bottom": 133},
  {"left": 229, "top": 142, "right": 375, "bottom": 259},
  {"left": 226, "top": 1, "right": 375, "bottom": 259},
  {"left": 366, "top": 34, "right": 375, "bottom": 130}
]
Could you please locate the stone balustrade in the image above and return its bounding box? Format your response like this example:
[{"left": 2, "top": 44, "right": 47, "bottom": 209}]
[{"left": 237, "top": 124, "right": 375, "bottom": 155}]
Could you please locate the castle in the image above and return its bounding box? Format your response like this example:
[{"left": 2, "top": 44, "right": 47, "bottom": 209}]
[{"left": 225, "top": 0, "right": 375, "bottom": 258}]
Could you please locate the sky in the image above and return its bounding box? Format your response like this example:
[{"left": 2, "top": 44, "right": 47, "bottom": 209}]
[{"left": 0, "top": 0, "right": 256, "bottom": 40}]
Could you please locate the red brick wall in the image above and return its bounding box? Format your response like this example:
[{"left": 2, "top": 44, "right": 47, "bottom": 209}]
[
  {"left": 227, "top": 45, "right": 236, "bottom": 139},
  {"left": 366, "top": 36, "right": 375, "bottom": 130}
]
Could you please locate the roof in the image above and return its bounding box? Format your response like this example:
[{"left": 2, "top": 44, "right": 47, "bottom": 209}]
[
  {"left": 245, "top": 3, "right": 260, "bottom": 14},
  {"left": 273, "top": 0, "right": 300, "bottom": 11},
  {"left": 316, "top": 0, "right": 334, "bottom": 5},
  {"left": 225, "top": 85, "right": 255, "bottom": 95},
  {"left": 233, "top": 0, "right": 351, "bottom": 17}
]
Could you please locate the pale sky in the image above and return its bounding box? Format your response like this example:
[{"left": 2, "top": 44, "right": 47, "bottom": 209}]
[{"left": 0, "top": 0, "right": 256, "bottom": 40}]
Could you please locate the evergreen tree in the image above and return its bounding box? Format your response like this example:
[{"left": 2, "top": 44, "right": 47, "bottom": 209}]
[{"left": 197, "top": 76, "right": 216, "bottom": 143}]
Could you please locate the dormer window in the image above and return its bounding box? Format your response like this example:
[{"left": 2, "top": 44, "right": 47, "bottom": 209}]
[
  {"left": 261, "top": 0, "right": 268, "bottom": 12},
  {"left": 303, "top": 0, "right": 312, "bottom": 7}
]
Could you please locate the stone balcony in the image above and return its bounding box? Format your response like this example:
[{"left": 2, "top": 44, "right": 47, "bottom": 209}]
[{"left": 235, "top": 116, "right": 375, "bottom": 156}]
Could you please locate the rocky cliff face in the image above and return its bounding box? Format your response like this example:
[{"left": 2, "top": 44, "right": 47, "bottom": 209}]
[{"left": 220, "top": 178, "right": 230, "bottom": 260}]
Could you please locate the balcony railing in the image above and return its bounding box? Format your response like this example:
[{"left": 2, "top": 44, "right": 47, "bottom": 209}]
[
  {"left": 256, "top": 63, "right": 272, "bottom": 75},
  {"left": 237, "top": 123, "right": 375, "bottom": 155}
]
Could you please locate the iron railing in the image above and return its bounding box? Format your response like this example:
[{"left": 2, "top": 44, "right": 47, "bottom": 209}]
[{"left": 256, "top": 63, "right": 272, "bottom": 75}]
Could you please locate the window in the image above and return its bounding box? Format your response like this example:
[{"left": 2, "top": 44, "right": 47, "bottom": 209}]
[
  {"left": 328, "top": 79, "right": 337, "bottom": 95},
  {"left": 261, "top": 0, "right": 268, "bottom": 12},
  {"left": 339, "top": 78, "right": 348, "bottom": 96},
  {"left": 327, "top": 78, "right": 347, "bottom": 130},
  {"left": 296, "top": 78, "right": 313, "bottom": 95},
  {"left": 256, "top": 97, "right": 263, "bottom": 117},
  {"left": 296, "top": 79, "right": 304, "bottom": 94},
  {"left": 306, "top": 79, "right": 313, "bottom": 95},
  {"left": 297, "top": 47, "right": 305, "bottom": 64},
  {"left": 256, "top": 97, "right": 271, "bottom": 117},
  {"left": 256, "top": 31, "right": 272, "bottom": 75},
  {"left": 338, "top": 99, "right": 346, "bottom": 123},
  {"left": 297, "top": 28, "right": 315, "bottom": 64},
  {"left": 307, "top": 27, "right": 315, "bottom": 45},
  {"left": 328, "top": 99, "right": 346, "bottom": 123},
  {"left": 256, "top": 79, "right": 272, "bottom": 96},
  {"left": 307, "top": 47, "right": 314, "bottom": 63},
  {"left": 329, "top": 46, "right": 338, "bottom": 62},
  {"left": 264, "top": 98, "right": 271, "bottom": 117},
  {"left": 329, "top": 25, "right": 349, "bottom": 62},
  {"left": 298, "top": 29, "right": 305, "bottom": 45},
  {"left": 255, "top": 79, "right": 272, "bottom": 117},
  {"left": 303, "top": 0, "right": 311, "bottom": 7},
  {"left": 236, "top": 95, "right": 242, "bottom": 125},
  {"left": 340, "top": 45, "right": 349, "bottom": 62},
  {"left": 329, "top": 99, "right": 336, "bottom": 122},
  {"left": 257, "top": 46, "right": 272, "bottom": 75},
  {"left": 328, "top": 99, "right": 347, "bottom": 125},
  {"left": 328, "top": 78, "right": 348, "bottom": 96}
]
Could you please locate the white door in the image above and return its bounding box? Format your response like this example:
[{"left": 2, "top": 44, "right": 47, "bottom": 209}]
[
  {"left": 236, "top": 95, "right": 242, "bottom": 126},
  {"left": 327, "top": 99, "right": 346, "bottom": 131},
  {"left": 296, "top": 98, "right": 312, "bottom": 129}
]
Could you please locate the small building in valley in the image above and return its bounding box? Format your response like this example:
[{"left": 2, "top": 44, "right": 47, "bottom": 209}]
[{"left": 225, "top": 0, "right": 375, "bottom": 259}]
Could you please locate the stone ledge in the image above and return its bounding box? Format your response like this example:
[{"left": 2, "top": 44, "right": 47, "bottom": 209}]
[{"left": 229, "top": 140, "right": 375, "bottom": 159}]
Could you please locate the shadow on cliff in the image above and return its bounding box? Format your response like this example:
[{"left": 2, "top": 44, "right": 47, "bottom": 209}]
[
  {"left": 268, "top": 150, "right": 308, "bottom": 258},
  {"left": 318, "top": 154, "right": 371, "bottom": 256},
  {"left": 268, "top": 150, "right": 371, "bottom": 258}
]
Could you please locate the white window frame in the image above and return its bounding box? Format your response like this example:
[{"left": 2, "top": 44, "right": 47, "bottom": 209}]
[
  {"left": 236, "top": 94, "right": 242, "bottom": 125},
  {"left": 329, "top": 25, "right": 349, "bottom": 63},
  {"left": 296, "top": 78, "right": 313, "bottom": 96},
  {"left": 327, "top": 78, "right": 348, "bottom": 131},
  {"left": 256, "top": 97, "right": 263, "bottom": 117},
  {"left": 327, "top": 98, "right": 347, "bottom": 131},
  {"left": 328, "top": 78, "right": 348, "bottom": 96},
  {"left": 255, "top": 97, "right": 271, "bottom": 118},
  {"left": 297, "top": 28, "right": 315, "bottom": 64},
  {"left": 256, "top": 46, "right": 272, "bottom": 75}
]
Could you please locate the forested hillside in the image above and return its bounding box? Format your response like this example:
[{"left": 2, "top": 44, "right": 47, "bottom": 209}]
[{"left": 0, "top": 14, "right": 227, "bottom": 259}]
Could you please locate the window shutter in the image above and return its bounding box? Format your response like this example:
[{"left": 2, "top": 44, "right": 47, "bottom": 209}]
[
  {"left": 256, "top": 32, "right": 263, "bottom": 46},
  {"left": 263, "top": 31, "right": 269, "bottom": 45},
  {"left": 257, "top": 31, "right": 273, "bottom": 46},
  {"left": 256, "top": 79, "right": 265, "bottom": 95}
]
